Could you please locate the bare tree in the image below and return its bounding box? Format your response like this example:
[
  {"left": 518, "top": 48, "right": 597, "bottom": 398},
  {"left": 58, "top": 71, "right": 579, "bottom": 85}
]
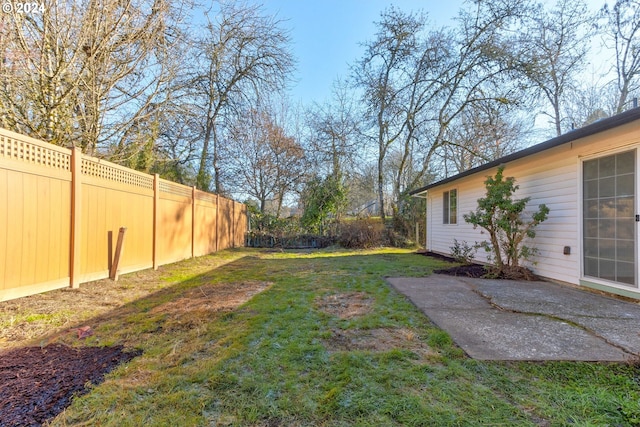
[
  {"left": 353, "top": 7, "right": 425, "bottom": 220},
  {"left": 188, "top": 1, "right": 294, "bottom": 192},
  {"left": 226, "top": 106, "right": 306, "bottom": 216},
  {"left": 79, "top": 0, "right": 185, "bottom": 158},
  {"left": 600, "top": 0, "right": 640, "bottom": 113},
  {"left": 562, "top": 79, "right": 617, "bottom": 128},
  {"left": 518, "top": 0, "right": 595, "bottom": 136},
  {"left": 343, "top": 164, "right": 379, "bottom": 215},
  {"left": 440, "top": 102, "right": 530, "bottom": 174},
  {"left": 305, "top": 78, "right": 361, "bottom": 181},
  {"left": 354, "top": 1, "right": 531, "bottom": 220},
  {"left": 0, "top": 0, "right": 185, "bottom": 153}
]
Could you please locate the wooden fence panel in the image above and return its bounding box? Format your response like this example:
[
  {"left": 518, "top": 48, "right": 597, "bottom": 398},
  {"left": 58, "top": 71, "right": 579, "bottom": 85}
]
[
  {"left": 0, "top": 130, "right": 72, "bottom": 301},
  {"left": 77, "top": 157, "right": 154, "bottom": 283},
  {"left": 194, "top": 191, "right": 217, "bottom": 256},
  {"left": 217, "top": 197, "right": 232, "bottom": 250},
  {"left": 0, "top": 128, "right": 246, "bottom": 301},
  {"left": 157, "top": 180, "right": 193, "bottom": 265},
  {"left": 233, "top": 201, "right": 247, "bottom": 247}
]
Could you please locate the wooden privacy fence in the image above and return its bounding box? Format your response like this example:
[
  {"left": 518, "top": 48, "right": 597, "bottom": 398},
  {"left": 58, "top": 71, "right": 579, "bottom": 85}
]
[{"left": 0, "top": 128, "right": 247, "bottom": 302}]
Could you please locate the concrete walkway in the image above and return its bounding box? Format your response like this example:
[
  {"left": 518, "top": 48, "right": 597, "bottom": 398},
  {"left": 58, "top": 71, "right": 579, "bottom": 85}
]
[{"left": 387, "top": 275, "right": 640, "bottom": 361}]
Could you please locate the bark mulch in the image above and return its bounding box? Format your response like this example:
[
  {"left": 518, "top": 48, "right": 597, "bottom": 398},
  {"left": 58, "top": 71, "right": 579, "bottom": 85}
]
[
  {"left": 421, "top": 251, "right": 540, "bottom": 280},
  {"left": 0, "top": 344, "right": 141, "bottom": 427}
]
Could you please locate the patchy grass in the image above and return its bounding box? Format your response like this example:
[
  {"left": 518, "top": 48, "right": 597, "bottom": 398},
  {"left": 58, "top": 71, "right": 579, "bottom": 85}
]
[
  {"left": 2, "top": 247, "right": 639, "bottom": 426},
  {"left": 0, "top": 249, "right": 249, "bottom": 348}
]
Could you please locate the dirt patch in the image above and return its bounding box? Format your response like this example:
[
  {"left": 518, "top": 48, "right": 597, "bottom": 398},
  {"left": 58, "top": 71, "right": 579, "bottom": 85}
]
[
  {"left": 0, "top": 344, "right": 141, "bottom": 427},
  {"left": 0, "top": 255, "right": 237, "bottom": 349},
  {"left": 147, "top": 281, "right": 273, "bottom": 334},
  {"left": 315, "top": 292, "right": 374, "bottom": 319},
  {"left": 316, "top": 292, "right": 434, "bottom": 360},
  {"left": 324, "top": 327, "right": 434, "bottom": 360},
  {"left": 151, "top": 280, "right": 272, "bottom": 316}
]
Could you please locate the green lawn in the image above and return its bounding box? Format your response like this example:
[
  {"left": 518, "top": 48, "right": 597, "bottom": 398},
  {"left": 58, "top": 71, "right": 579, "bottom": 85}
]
[{"left": 52, "top": 248, "right": 640, "bottom": 426}]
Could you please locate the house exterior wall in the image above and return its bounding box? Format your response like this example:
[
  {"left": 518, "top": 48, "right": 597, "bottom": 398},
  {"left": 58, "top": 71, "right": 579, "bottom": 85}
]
[{"left": 426, "top": 120, "right": 640, "bottom": 296}]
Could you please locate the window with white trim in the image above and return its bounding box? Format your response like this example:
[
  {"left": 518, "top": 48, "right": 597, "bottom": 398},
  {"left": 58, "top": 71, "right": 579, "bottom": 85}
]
[{"left": 443, "top": 189, "right": 457, "bottom": 224}]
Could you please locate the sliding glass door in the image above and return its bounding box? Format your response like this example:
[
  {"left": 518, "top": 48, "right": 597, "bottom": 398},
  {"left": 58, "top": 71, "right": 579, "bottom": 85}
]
[{"left": 583, "top": 150, "right": 636, "bottom": 287}]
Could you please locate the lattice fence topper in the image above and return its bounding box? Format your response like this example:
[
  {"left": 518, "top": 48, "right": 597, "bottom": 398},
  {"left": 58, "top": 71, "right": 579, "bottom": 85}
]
[
  {"left": 159, "top": 180, "right": 193, "bottom": 197},
  {"left": 195, "top": 191, "right": 217, "bottom": 203},
  {"left": 0, "top": 133, "right": 71, "bottom": 171},
  {"left": 81, "top": 158, "right": 154, "bottom": 189}
]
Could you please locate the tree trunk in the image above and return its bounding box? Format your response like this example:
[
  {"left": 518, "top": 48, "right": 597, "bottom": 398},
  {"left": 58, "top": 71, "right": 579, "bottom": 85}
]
[
  {"left": 553, "top": 92, "right": 562, "bottom": 136},
  {"left": 377, "top": 154, "right": 386, "bottom": 220},
  {"left": 616, "top": 78, "right": 630, "bottom": 114},
  {"left": 197, "top": 121, "right": 211, "bottom": 191},
  {"left": 488, "top": 225, "right": 504, "bottom": 272},
  {"left": 275, "top": 191, "right": 284, "bottom": 218},
  {"left": 213, "top": 125, "right": 222, "bottom": 194}
]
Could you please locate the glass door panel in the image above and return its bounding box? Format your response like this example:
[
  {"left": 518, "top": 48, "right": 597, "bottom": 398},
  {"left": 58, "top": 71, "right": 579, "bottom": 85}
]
[{"left": 583, "top": 150, "right": 636, "bottom": 286}]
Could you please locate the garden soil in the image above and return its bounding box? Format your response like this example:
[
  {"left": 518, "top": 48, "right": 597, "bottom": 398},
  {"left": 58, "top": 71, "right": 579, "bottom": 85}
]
[{"left": 0, "top": 344, "right": 140, "bottom": 426}]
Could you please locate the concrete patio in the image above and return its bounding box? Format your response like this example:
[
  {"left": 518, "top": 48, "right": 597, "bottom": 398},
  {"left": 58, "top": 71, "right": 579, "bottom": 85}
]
[{"left": 388, "top": 275, "right": 640, "bottom": 361}]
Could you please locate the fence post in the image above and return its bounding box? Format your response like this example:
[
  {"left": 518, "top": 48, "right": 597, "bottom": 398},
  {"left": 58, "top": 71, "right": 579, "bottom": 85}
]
[
  {"left": 191, "top": 186, "right": 196, "bottom": 258},
  {"left": 215, "top": 194, "right": 219, "bottom": 252},
  {"left": 69, "top": 147, "right": 82, "bottom": 288},
  {"left": 153, "top": 174, "right": 159, "bottom": 270}
]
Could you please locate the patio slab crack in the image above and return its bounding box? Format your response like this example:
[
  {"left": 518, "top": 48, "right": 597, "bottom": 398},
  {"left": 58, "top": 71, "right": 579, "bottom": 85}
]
[
  {"left": 470, "top": 287, "right": 639, "bottom": 359},
  {"left": 387, "top": 275, "right": 640, "bottom": 361}
]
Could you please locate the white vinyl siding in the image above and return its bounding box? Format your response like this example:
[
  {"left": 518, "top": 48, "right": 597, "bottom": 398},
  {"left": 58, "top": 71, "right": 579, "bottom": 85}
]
[{"left": 425, "top": 118, "right": 640, "bottom": 296}]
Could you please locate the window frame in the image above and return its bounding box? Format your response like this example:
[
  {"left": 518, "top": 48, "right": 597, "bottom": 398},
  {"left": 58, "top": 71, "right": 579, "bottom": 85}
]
[{"left": 443, "top": 189, "right": 458, "bottom": 225}]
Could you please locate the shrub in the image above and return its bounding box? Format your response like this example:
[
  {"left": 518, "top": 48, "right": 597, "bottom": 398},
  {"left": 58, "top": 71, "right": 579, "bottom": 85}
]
[
  {"left": 337, "top": 218, "right": 386, "bottom": 249},
  {"left": 247, "top": 205, "right": 303, "bottom": 237},
  {"left": 464, "top": 166, "right": 549, "bottom": 276},
  {"left": 450, "top": 239, "right": 476, "bottom": 264},
  {"left": 386, "top": 229, "right": 416, "bottom": 248},
  {"left": 300, "top": 175, "right": 347, "bottom": 235}
]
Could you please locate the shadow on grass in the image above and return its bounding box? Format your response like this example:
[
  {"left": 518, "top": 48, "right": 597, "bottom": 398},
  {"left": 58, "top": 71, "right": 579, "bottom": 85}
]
[
  {"left": 8, "top": 249, "right": 639, "bottom": 427},
  {"left": 21, "top": 250, "right": 450, "bottom": 423}
]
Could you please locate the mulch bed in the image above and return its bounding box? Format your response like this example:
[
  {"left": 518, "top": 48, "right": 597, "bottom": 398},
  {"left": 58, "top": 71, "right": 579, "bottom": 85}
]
[
  {"left": 421, "top": 251, "right": 540, "bottom": 280},
  {"left": 0, "top": 344, "right": 141, "bottom": 427}
]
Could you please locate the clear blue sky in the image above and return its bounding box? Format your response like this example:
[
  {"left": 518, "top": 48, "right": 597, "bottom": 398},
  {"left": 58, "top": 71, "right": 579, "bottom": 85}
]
[
  {"left": 257, "top": 0, "right": 608, "bottom": 106},
  {"left": 259, "top": 0, "right": 464, "bottom": 105}
]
